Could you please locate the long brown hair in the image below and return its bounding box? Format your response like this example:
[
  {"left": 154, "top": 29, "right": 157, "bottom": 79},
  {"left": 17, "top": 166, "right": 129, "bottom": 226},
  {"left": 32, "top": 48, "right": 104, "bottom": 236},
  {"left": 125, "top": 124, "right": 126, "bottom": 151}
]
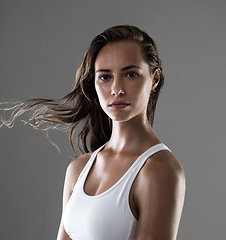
[{"left": 0, "top": 25, "right": 164, "bottom": 157}]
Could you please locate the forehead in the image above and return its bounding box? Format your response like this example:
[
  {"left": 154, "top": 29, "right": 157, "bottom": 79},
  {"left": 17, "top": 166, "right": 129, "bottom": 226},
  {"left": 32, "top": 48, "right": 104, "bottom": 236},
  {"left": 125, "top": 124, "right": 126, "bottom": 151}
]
[{"left": 95, "top": 41, "right": 145, "bottom": 70}]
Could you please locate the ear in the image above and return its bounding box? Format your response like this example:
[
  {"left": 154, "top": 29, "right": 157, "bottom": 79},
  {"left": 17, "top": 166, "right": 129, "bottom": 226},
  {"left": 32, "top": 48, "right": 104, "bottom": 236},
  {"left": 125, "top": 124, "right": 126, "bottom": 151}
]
[{"left": 151, "top": 68, "right": 161, "bottom": 91}]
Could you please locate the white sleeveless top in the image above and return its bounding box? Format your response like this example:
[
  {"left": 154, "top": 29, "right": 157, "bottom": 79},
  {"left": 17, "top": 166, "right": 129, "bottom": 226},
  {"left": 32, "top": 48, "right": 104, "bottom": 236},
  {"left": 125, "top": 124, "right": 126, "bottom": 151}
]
[{"left": 63, "top": 143, "right": 171, "bottom": 240}]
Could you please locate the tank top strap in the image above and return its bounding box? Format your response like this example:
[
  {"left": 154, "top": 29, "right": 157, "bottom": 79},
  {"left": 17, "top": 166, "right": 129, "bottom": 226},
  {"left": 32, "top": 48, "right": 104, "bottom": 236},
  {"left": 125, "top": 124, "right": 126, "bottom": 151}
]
[
  {"left": 121, "top": 143, "right": 171, "bottom": 197},
  {"left": 76, "top": 143, "right": 107, "bottom": 183},
  {"left": 131, "top": 143, "right": 171, "bottom": 174}
]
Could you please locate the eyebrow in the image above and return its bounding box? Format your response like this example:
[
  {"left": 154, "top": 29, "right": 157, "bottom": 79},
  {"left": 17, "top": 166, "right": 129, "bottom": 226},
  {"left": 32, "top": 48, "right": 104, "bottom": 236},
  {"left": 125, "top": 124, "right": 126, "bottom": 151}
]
[{"left": 96, "top": 65, "right": 140, "bottom": 73}]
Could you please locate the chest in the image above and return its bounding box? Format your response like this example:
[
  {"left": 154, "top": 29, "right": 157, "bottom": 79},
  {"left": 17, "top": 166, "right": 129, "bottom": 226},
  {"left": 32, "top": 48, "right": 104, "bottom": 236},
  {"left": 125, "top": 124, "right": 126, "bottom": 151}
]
[
  {"left": 84, "top": 152, "right": 139, "bottom": 196},
  {"left": 63, "top": 150, "right": 140, "bottom": 239}
]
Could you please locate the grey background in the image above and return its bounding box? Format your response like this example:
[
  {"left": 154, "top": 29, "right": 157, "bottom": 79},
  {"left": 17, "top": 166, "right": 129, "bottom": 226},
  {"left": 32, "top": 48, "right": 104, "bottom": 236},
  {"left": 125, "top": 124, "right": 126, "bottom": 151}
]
[{"left": 0, "top": 0, "right": 225, "bottom": 239}]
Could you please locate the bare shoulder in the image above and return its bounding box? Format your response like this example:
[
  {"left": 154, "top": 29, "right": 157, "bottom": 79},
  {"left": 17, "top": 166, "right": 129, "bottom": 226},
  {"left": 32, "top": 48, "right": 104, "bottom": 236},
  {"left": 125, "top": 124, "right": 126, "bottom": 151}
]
[
  {"left": 142, "top": 149, "right": 185, "bottom": 183},
  {"left": 65, "top": 152, "right": 93, "bottom": 192},
  {"left": 67, "top": 152, "right": 93, "bottom": 175},
  {"left": 134, "top": 149, "right": 186, "bottom": 203},
  {"left": 133, "top": 149, "right": 186, "bottom": 239}
]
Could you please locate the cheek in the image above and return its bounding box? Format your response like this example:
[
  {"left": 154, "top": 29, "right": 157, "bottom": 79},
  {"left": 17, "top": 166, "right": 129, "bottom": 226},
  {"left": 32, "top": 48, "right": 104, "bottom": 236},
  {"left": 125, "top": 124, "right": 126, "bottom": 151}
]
[
  {"left": 95, "top": 83, "right": 103, "bottom": 100},
  {"left": 95, "top": 83, "right": 108, "bottom": 108},
  {"left": 94, "top": 83, "right": 100, "bottom": 98},
  {"left": 131, "top": 80, "right": 152, "bottom": 101}
]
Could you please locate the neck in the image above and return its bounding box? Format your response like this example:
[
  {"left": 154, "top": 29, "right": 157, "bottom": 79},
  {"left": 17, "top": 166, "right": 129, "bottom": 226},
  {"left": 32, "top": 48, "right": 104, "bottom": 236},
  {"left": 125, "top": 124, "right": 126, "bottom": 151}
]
[{"left": 107, "top": 114, "right": 161, "bottom": 153}]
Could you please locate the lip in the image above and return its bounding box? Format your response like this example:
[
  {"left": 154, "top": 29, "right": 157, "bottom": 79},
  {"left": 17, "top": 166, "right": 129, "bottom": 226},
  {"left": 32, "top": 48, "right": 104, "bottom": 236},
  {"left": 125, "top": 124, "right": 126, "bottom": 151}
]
[{"left": 109, "top": 100, "right": 130, "bottom": 109}]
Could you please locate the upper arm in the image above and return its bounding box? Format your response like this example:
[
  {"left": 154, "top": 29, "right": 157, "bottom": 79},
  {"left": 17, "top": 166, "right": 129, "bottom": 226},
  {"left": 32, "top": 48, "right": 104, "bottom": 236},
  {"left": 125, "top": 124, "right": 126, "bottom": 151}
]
[
  {"left": 57, "top": 153, "right": 92, "bottom": 240},
  {"left": 134, "top": 155, "right": 186, "bottom": 240},
  {"left": 61, "top": 160, "right": 81, "bottom": 212}
]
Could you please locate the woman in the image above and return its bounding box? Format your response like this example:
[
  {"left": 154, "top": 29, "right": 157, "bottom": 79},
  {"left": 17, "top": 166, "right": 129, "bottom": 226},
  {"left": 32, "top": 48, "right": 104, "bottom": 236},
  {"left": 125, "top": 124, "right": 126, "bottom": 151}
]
[{"left": 1, "top": 25, "right": 185, "bottom": 240}]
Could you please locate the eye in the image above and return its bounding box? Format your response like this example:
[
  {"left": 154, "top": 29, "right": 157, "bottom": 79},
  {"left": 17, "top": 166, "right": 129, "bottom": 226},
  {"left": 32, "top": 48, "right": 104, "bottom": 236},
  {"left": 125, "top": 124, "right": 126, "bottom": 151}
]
[
  {"left": 125, "top": 71, "right": 139, "bottom": 78},
  {"left": 98, "top": 74, "right": 112, "bottom": 82}
]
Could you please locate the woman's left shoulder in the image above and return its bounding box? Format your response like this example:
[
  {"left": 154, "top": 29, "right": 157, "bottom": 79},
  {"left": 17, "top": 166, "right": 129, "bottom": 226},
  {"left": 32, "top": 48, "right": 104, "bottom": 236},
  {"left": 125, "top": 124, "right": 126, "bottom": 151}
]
[
  {"left": 140, "top": 148, "right": 185, "bottom": 185},
  {"left": 133, "top": 148, "right": 186, "bottom": 217}
]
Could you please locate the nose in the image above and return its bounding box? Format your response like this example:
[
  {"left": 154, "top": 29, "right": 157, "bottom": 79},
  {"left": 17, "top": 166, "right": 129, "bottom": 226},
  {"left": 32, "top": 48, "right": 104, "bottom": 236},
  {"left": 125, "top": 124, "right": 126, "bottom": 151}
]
[{"left": 111, "top": 77, "right": 125, "bottom": 97}]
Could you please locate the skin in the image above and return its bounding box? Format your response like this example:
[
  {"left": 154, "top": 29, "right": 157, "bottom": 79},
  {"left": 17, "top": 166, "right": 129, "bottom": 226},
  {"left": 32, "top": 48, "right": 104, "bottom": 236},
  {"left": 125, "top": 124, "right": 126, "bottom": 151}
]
[{"left": 57, "top": 41, "right": 186, "bottom": 240}]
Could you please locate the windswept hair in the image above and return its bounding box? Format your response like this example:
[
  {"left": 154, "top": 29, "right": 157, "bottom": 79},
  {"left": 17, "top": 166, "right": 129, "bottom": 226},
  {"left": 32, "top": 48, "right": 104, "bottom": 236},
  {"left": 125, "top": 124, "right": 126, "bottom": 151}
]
[{"left": 0, "top": 25, "right": 164, "bottom": 157}]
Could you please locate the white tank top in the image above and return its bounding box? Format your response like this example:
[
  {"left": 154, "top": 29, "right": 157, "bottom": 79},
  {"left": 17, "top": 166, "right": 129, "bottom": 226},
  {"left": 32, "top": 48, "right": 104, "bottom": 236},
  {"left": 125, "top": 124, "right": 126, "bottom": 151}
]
[{"left": 63, "top": 143, "right": 171, "bottom": 240}]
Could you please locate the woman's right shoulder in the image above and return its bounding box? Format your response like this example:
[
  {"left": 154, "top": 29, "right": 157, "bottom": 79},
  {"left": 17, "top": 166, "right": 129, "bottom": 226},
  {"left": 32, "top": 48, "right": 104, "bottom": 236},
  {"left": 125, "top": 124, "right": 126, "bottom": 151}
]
[
  {"left": 64, "top": 152, "right": 93, "bottom": 192},
  {"left": 68, "top": 152, "right": 93, "bottom": 172}
]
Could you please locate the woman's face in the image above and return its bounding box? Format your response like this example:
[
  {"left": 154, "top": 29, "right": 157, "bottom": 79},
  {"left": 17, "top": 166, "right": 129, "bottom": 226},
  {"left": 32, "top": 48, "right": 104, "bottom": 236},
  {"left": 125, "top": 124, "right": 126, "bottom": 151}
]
[{"left": 94, "top": 41, "right": 159, "bottom": 123}]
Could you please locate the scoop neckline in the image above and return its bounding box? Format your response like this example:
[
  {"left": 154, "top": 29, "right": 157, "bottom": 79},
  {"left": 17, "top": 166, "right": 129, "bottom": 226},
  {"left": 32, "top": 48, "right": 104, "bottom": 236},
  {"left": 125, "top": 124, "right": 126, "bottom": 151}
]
[{"left": 81, "top": 142, "right": 166, "bottom": 199}]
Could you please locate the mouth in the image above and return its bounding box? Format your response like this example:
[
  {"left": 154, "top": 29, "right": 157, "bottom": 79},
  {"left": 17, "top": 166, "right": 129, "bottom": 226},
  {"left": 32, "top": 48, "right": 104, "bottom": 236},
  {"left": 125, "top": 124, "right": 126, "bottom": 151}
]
[{"left": 109, "top": 101, "right": 130, "bottom": 109}]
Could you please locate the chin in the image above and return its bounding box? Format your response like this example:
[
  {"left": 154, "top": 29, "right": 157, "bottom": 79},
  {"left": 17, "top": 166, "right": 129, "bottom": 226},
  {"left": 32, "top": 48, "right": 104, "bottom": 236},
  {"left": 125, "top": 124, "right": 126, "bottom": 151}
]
[
  {"left": 108, "top": 113, "right": 134, "bottom": 123},
  {"left": 104, "top": 109, "right": 141, "bottom": 123}
]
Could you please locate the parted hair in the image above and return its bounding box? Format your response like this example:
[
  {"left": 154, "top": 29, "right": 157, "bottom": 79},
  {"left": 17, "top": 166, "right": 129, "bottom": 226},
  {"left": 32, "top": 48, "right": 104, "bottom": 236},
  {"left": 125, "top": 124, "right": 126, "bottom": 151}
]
[{"left": 0, "top": 25, "right": 164, "bottom": 157}]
